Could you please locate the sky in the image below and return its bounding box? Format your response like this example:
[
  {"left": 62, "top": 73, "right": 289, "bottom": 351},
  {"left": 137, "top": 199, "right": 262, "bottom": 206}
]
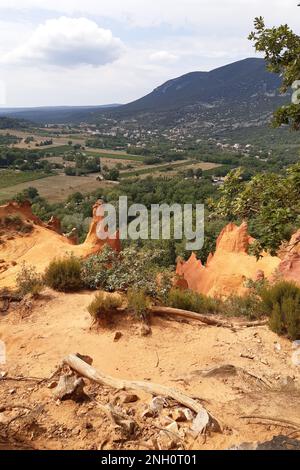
[{"left": 0, "top": 0, "right": 299, "bottom": 107}]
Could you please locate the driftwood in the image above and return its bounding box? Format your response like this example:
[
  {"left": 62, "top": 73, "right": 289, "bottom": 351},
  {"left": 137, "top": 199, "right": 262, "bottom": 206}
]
[
  {"left": 150, "top": 306, "right": 267, "bottom": 329},
  {"left": 63, "top": 354, "right": 217, "bottom": 426}
]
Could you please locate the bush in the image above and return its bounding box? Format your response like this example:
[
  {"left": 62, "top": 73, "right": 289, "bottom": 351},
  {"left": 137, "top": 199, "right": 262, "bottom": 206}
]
[
  {"left": 81, "top": 246, "right": 117, "bottom": 290},
  {"left": 81, "top": 246, "right": 166, "bottom": 296},
  {"left": 223, "top": 294, "right": 264, "bottom": 320},
  {"left": 16, "top": 263, "right": 44, "bottom": 298},
  {"left": 261, "top": 281, "right": 300, "bottom": 339},
  {"left": 87, "top": 292, "right": 122, "bottom": 322},
  {"left": 167, "top": 288, "right": 220, "bottom": 314},
  {"left": 127, "top": 289, "right": 150, "bottom": 321},
  {"left": 44, "top": 255, "right": 83, "bottom": 292}
]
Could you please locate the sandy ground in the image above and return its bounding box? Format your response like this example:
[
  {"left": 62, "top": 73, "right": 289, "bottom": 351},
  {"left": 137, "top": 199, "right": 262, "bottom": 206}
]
[{"left": 0, "top": 290, "right": 299, "bottom": 450}]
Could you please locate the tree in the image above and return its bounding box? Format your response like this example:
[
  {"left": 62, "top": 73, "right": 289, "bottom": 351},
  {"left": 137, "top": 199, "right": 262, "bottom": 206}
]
[
  {"left": 215, "top": 164, "right": 300, "bottom": 256},
  {"left": 249, "top": 17, "right": 300, "bottom": 130}
]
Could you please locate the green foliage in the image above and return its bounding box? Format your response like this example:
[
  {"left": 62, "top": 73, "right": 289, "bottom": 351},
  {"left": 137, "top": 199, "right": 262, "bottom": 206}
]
[
  {"left": 81, "top": 245, "right": 165, "bottom": 295},
  {"left": 261, "top": 281, "right": 300, "bottom": 339},
  {"left": 127, "top": 288, "right": 150, "bottom": 321},
  {"left": 223, "top": 294, "right": 264, "bottom": 320},
  {"left": 215, "top": 164, "right": 300, "bottom": 255},
  {"left": 44, "top": 255, "right": 83, "bottom": 292},
  {"left": 249, "top": 17, "right": 300, "bottom": 130},
  {"left": 87, "top": 292, "right": 122, "bottom": 322},
  {"left": 167, "top": 288, "right": 220, "bottom": 314},
  {"left": 16, "top": 263, "right": 44, "bottom": 298}
]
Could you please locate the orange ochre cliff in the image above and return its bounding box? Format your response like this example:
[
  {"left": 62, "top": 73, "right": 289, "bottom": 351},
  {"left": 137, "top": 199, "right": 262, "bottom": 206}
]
[
  {"left": 1, "top": 201, "right": 300, "bottom": 296},
  {"left": 176, "top": 222, "right": 300, "bottom": 298},
  {"left": 0, "top": 200, "right": 120, "bottom": 288}
]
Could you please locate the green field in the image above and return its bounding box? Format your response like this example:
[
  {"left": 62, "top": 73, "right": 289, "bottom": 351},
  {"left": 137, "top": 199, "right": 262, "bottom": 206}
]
[
  {"left": 37, "top": 145, "right": 70, "bottom": 155},
  {"left": 86, "top": 151, "right": 145, "bottom": 162},
  {"left": 120, "top": 161, "right": 195, "bottom": 178},
  {"left": 0, "top": 170, "right": 49, "bottom": 190}
]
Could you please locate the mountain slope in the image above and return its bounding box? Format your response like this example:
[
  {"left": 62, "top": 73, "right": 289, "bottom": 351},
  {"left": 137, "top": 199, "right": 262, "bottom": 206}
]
[
  {"left": 0, "top": 58, "right": 289, "bottom": 134},
  {"left": 114, "top": 58, "right": 282, "bottom": 115}
]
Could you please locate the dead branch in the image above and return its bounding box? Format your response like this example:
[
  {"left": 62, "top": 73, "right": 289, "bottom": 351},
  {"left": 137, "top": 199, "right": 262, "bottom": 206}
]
[
  {"left": 150, "top": 306, "right": 267, "bottom": 330},
  {"left": 63, "top": 354, "right": 218, "bottom": 428},
  {"left": 0, "top": 376, "right": 44, "bottom": 383},
  {"left": 150, "top": 306, "right": 234, "bottom": 328},
  {"left": 240, "top": 415, "right": 300, "bottom": 430}
]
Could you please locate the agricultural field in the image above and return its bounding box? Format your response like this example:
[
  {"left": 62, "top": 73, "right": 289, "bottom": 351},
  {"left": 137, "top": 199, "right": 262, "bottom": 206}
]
[
  {"left": 120, "top": 160, "right": 221, "bottom": 179},
  {"left": 86, "top": 149, "right": 145, "bottom": 161},
  {"left": 0, "top": 174, "right": 116, "bottom": 203},
  {"left": 0, "top": 170, "right": 48, "bottom": 190}
]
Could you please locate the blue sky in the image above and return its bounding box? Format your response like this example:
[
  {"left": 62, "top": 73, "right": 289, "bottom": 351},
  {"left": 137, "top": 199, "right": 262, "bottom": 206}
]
[{"left": 0, "top": 0, "right": 299, "bottom": 107}]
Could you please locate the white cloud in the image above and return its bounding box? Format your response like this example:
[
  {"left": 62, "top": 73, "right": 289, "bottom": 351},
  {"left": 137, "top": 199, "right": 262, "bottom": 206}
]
[
  {"left": 2, "top": 0, "right": 299, "bottom": 30},
  {"left": 150, "top": 50, "right": 179, "bottom": 63},
  {"left": 2, "top": 16, "right": 124, "bottom": 67}
]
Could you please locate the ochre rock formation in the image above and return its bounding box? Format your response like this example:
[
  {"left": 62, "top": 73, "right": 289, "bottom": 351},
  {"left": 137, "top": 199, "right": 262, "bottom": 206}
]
[
  {"left": 277, "top": 229, "right": 300, "bottom": 285},
  {"left": 0, "top": 200, "right": 120, "bottom": 288},
  {"left": 176, "top": 222, "right": 281, "bottom": 298}
]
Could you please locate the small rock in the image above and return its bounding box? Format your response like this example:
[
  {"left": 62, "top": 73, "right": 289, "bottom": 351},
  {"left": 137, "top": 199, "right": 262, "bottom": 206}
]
[
  {"left": 172, "top": 408, "right": 187, "bottom": 423},
  {"left": 150, "top": 396, "right": 166, "bottom": 413},
  {"left": 292, "top": 340, "right": 300, "bottom": 350},
  {"left": 183, "top": 408, "right": 195, "bottom": 421},
  {"left": 292, "top": 349, "right": 300, "bottom": 366},
  {"left": 113, "top": 331, "right": 123, "bottom": 342},
  {"left": 157, "top": 430, "right": 176, "bottom": 450},
  {"left": 53, "top": 374, "right": 86, "bottom": 401},
  {"left": 47, "top": 380, "right": 58, "bottom": 389},
  {"left": 191, "top": 409, "right": 209, "bottom": 435},
  {"left": 121, "top": 393, "right": 139, "bottom": 404},
  {"left": 166, "top": 421, "right": 180, "bottom": 435},
  {"left": 140, "top": 324, "right": 151, "bottom": 337},
  {"left": 9, "top": 388, "right": 16, "bottom": 395},
  {"left": 274, "top": 342, "right": 281, "bottom": 352},
  {"left": 0, "top": 371, "right": 7, "bottom": 378},
  {"left": 240, "top": 353, "right": 255, "bottom": 360},
  {"left": 75, "top": 353, "right": 93, "bottom": 365},
  {"left": 141, "top": 408, "right": 154, "bottom": 418}
]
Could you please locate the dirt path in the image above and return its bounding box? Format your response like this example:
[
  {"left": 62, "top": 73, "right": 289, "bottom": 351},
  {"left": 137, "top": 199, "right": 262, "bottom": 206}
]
[{"left": 0, "top": 290, "right": 299, "bottom": 449}]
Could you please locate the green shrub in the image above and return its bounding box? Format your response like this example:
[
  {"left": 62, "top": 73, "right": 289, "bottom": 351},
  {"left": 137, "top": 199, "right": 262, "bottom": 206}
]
[
  {"left": 261, "top": 281, "right": 300, "bottom": 339},
  {"left": 87, "top": 292, "right": 122, "bottom": 322},
  {"left": 81, "top": 246, "right": 166, "bottom": 296},
  {"left": 44, "top": 255, "right": 83, "bottom": 292},
  {"left": 223, "top": 294, "right": 264, "bottom": 320},
  {"left": 81, "top": 246, "right": 116, "bottom": 290},
  {"left": 167, "top": 288, "right": 220, "bottom": 314},
  {"left": 16, "top": 263, "right": 44, "bottom": 298},
  {"left": 127, "top": 289, "right": 150, "bottom": 321}
]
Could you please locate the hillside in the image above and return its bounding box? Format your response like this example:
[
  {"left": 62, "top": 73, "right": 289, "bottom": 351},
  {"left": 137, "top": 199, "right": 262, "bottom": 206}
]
[{"left": 0, "top": 59, "right": 290, "bottom": 136}]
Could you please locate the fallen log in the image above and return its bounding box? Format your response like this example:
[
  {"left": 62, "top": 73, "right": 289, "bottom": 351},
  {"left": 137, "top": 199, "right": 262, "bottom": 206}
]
[
  {"left": 149, "top": 306, "right": 234, "bottom": 328},
  {"left": 63, "top": 354, "right": 220, "bottom": 431},
  {"left": 149, "top": 306, "right": 268, "bottom": 329}
]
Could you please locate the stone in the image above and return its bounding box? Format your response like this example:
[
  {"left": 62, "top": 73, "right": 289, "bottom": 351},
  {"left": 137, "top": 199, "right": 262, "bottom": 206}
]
[
  {"left": 292, "top": 349, "right": 300, "bottom": 366},
  {"left": 191, "top": 409, "right": 209, "bottom": 435},
  {"left": 157, "top": 431, "right": 176, "bottom": 450},
  {"left": 47, "top": 380, "right": 58, "bottom": 389},
  {"left": 121, "top": 393, "right": 139, "bottom": 404},
  {"left": 171, "top": 408, "right": 187, "bottom": 422},
  {"left": 140, "top": 324, "right": 152, "bottom": 337},
  {"left": 53, "top": 374, "right": 86, "bottom": 401},
  {"left": 150, "top": 396, "right": 166, "bottom": 413},
  {"left": 141, "top": 408, "right": 154, "bottom": 418},
  {"left": 113, "top": 331, "right": 123, "bottom": 342}
]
